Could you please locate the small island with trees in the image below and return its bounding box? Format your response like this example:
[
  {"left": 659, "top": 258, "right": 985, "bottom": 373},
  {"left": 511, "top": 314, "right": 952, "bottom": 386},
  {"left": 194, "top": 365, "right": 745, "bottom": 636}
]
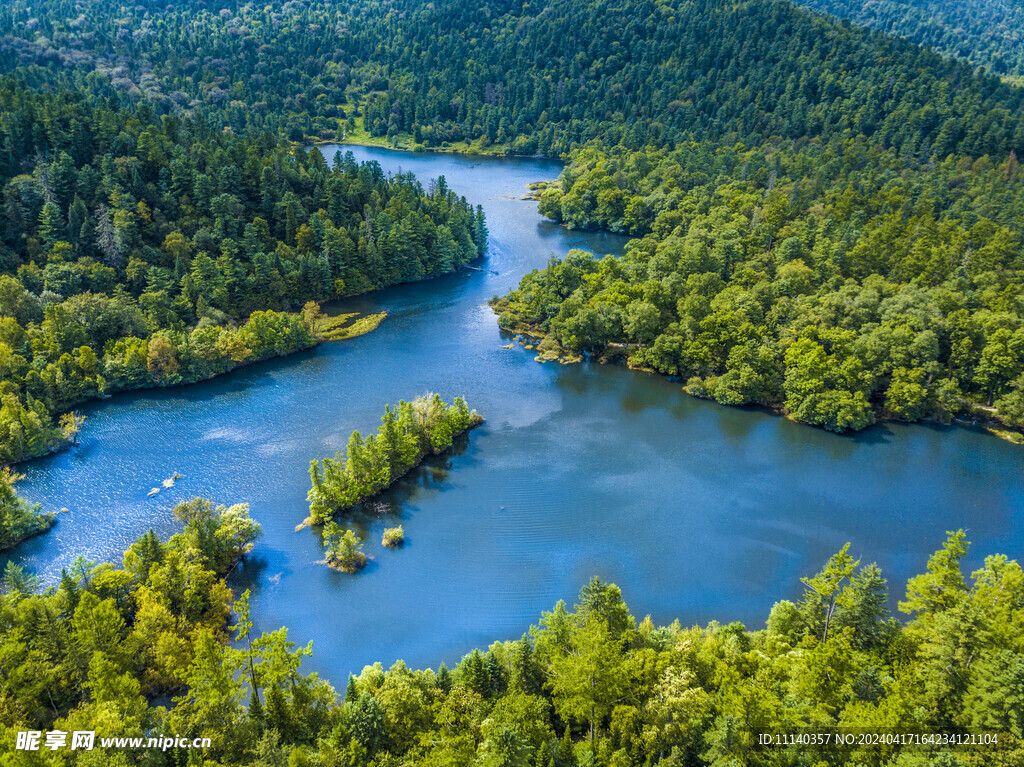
[
  {"left": 306, "top": 394, "right": 482, "bottom": 525},
  {"left": 382, "top": 525, "right": 405, "bottom": 547},
  {"left": 306, "top": 394, "right": 482, "bottom": 571},
  {"left": 321, "top": 522, "right": 368, "bottom": 573}
]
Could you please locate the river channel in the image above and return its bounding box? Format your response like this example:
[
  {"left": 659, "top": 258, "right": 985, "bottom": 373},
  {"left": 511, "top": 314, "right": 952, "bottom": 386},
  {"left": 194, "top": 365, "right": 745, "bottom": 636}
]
[{"left": 6, "top": 145, "right": 1023, "bottom": 679}]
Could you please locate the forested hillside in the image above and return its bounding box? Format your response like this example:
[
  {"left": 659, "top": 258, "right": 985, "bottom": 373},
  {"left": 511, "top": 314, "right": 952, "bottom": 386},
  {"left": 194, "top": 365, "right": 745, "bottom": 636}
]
[
  {"left": 796, "top": 0, "right": 1024, "bottom": 79},
  {"left": 0, "top": 79, "right": 486, "bottom": 464},
  {"left": 3, "top": 0, "right": 1024, "bottom": 157},
  {"left": 2, "top": 525, "right": 1022, "bottom": 765}
]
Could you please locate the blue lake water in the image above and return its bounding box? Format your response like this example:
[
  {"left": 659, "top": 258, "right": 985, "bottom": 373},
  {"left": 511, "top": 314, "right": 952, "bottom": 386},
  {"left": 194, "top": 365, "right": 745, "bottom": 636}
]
[{"left": 6, "top": 145, "right": 1023, "bottom": 682}]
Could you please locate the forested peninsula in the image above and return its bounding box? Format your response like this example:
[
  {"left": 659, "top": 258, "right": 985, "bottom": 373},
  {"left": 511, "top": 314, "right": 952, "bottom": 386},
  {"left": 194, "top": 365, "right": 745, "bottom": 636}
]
[
  {"left": 0, "top": 80, "right": 487, "bottom": 465},
  {"left": 2, "top": 522, "right": 1021, "bottom": 766},
  {"left": 493, "top": 140, "right": 1024, "bottom": 434}
]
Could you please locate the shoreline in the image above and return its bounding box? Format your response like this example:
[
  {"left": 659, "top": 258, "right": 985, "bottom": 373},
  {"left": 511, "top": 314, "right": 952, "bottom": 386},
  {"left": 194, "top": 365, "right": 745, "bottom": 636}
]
[
  {"left": 0, "top": 512, "right": 57, "bottom": 553},
  {"left": 7, "top": 332, "right": 323, "bottom": 470},
  {"left": 8, "top": 251, "right": 492, "bottom": 470},
  {"left": 304, "top": 137, "right": 556, "bottom": 163},
  {"left": 494, "top": 312, "right": 1024, "bottom": 444},
  {"left": 7, "top": 139, "right": 493, "bottom": 471}
]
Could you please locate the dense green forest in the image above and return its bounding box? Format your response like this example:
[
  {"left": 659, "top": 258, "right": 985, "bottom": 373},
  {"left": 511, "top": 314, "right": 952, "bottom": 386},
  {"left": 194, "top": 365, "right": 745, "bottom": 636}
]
[
  {"left": 493, "top": 139, "right": 1024, "bottom": 432},
  {"left": 2, "top": 523, "right": 1022, "bottom": 765},
  {"left": 3, "top": 0, "right": 1024, "bottom": 157},
  {"left": 795, "top": 0, "right": 1024, "bottom": 79},
  {"left": 0, "top": 78, "right": 486, "bottom": 465},
  {"left": 5, "top": 0, "right": 1023, "bottom": 437},
  {"left": 2, "top": 0, "right": 1024, "bottom": 441},
  {"left": 307, "top": 394, "right": 483, "bottom": 526}
]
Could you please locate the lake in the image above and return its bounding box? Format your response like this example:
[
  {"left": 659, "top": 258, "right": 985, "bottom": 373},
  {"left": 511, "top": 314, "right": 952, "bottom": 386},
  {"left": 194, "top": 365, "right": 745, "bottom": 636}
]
[{"left": 6, "top": 145, "right": 1023, "bottom": 681}]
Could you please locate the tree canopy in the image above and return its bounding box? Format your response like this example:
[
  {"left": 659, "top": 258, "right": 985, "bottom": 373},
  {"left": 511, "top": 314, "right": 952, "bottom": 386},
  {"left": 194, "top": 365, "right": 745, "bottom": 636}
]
[
  {"left": 0, "top": 78, "right": 486, "bottom": 463},
  {"left": 796, "top": 0, "right": 1024, "bottom": 79},
  {"left": 495, "top": 139, "right": 1024, "bottom": 432},
  {"left": 2, "top": 531, "right": 1022, "bottom": 765}
]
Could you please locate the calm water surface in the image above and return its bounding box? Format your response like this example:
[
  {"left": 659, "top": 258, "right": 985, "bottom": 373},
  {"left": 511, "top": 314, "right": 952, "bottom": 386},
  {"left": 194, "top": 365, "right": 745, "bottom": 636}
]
[{"left": 6, "top": 145, "right": 1023, "bottom": 680}]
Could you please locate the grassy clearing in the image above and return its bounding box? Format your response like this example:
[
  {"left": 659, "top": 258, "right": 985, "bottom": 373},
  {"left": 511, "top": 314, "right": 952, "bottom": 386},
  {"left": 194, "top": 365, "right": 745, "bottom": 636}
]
[
  {"left": 314, "top": 311, "right": 387, "bottom": 342},
  {"left": 313, "top": 111, "right": 511, "bottom": 157}
]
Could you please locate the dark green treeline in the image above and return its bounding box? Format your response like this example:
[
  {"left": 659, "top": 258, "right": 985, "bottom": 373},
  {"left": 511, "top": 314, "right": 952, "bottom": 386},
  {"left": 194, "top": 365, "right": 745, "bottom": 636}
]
[{"left": 4, "top": 0, "right": 1024, "bottom": 158}]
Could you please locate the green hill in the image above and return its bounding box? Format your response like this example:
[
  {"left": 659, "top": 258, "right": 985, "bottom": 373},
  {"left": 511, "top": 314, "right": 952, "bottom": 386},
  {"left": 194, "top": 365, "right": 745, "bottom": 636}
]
[{"left": 797, "top": 0, "right": 1024, "bottom": 78}]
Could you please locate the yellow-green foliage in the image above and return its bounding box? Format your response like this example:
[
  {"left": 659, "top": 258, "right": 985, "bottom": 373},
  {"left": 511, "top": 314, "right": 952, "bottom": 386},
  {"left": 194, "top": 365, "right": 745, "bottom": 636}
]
[
  {"left": 382, "top": 526, "right": 404, "bottom": 547},
  {"left": 314, "top": 311, "right": 388, "bottom": 341},
  {"left": 988, "top": 427, "right": 1024, "bottom": 445},
  {"left": 5, "top": 530, "right": 1024, "bottom": 766}
]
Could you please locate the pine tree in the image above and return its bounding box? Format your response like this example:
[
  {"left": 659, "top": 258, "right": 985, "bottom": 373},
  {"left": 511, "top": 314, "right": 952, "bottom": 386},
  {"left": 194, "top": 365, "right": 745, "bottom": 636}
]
[
  {"left": 264, "top": 684, "right": 293, "bottom": 741},
  {"left": 459, "top": 649, "right": 490, "bottom": 697},
  {"left": 38, "top": 200, "right": 64, "bottom": 249},
  {"left": 435, "top": 662, "right": 452, "bottom": 693},
  {"left": 248, "top": 692, "right": 265, "bottom": 732},
  {"left": 58, "top": 568, "right": 80, "bottom": 612},
  {"left": 835, "top": 563, "right": 891, "bottom": 650},
  {"left": 484, "top": 652, "right": 507, "bottom": 698},
  {"left": 474, "top": 204, "right": 488, "bottom": 253},
  {"left": 900, "top": 530, "right": 969, "bottom": 618},
  {"left": 559, "top": 726, "right": 574, "bottom": 765}
]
